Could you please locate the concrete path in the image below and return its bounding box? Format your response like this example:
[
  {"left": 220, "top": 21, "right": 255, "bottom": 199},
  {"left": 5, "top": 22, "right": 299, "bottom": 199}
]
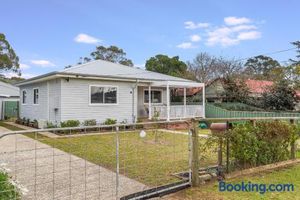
[{"left": 0, "top": 126, "right": 147, "bottom": 200}]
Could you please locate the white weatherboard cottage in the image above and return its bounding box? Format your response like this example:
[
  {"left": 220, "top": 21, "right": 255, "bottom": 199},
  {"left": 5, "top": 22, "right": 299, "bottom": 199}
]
[{"left": 16, "top": 60, "right": 205, "bottom": 126}]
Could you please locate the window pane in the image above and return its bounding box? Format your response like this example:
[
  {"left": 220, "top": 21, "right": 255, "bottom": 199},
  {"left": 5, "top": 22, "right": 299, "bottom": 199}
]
[
  {"left": 91, "top": 86, "right": 104, "bottom": 103},
  {"left": 144, "top": 90, "right": 149, "bottom": 103},
  {"left": 34, "top": 89, "right": 39, "bottom": 104},
  {"left": 152, "top": 91, "right": 162, "bottom": 103},
  {"left": 22, "top": 91, "right": 27, "bottom": 104},
  {"left": 144, "top": 90, "right": 162, "bottom": 103},
  {"left": 104, "top": 87, "right": 117, "bottom": 103}
]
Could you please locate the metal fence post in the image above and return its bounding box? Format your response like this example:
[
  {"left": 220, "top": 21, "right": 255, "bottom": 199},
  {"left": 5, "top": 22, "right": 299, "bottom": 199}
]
[
  {"left": 290, "top": 119, "right": 296, "bottom": 159},
  {"left": 191, "top": 118, "right": 199, "bottom": 187},
  {"left": 115, "top": 126, "right": 120, "bottom": 199}
]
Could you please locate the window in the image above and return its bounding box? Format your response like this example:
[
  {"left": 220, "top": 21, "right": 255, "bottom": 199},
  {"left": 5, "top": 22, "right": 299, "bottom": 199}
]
[
  {"left": 90, "top": 86, "right": 117, "bottom": 104},
  {"left": 22, "top": 90, "right": 27, "bottom": 104},
  {"left": 144, "top": 90, "right": 162, "bottom": 104},
  {"left": 33, "top": 88, "right": 39, "bottom": 104}
]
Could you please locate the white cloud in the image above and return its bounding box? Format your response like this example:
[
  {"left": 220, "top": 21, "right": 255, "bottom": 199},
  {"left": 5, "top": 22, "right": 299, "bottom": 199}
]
[
  {"left": 74, "top": 33, "right": 101, "bottom": 44},
  {"left": 31, "top": 60, "right": 56, "bottom": 67},
  {"left": 237, "top": 31, "right": 261, "bottom": 40},
  {"left": 184, "top": 21, "right": 210, "bottom": 29},
  {"left": 3, "top": 72, "right": 37, "bottom": 79},
  {"left": 190, "top": 34, "right": 201, "bottom": 42},
  {"left": 19, "top": 63, "right": 30, "bottom": 70},
  {"left": 224, "top": 16, "right": 251, "bottom": 26},
  {"left": 176, "top": 42, "right": 196, "bottom": 49}
]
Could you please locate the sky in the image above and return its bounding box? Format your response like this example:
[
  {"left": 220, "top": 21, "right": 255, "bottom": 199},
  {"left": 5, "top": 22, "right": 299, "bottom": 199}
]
[{"left": 1, "top": 0, "right": 300, "bottom": 79}]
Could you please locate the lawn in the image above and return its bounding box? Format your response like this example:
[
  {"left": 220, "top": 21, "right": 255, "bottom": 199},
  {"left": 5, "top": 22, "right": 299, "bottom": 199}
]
[
  {"left": 172, "top": 164, "right": 300, "bottom": 200},
  {"left": 0, "top": 171, "right": 20, "bottom": 200},
  {"left": 0, "top": 122, "right": 217, "bottom": 186}
]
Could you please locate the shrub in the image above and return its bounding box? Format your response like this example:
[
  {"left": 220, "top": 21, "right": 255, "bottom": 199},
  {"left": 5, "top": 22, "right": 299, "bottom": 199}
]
[
  {"left": 60, "top": 120, "right": 80, "bottom": 128},
  {"left": 83, "top": 119, "right": 97, "bottom": 126},
  {"left": 104, "top": 118, "right": 117, "bottom": 125},
  {"left": 46, "top": 121, "right": 57, "bottom": 128},
  {"left": 0, "top": 171, "right": 21, "bottom": 200},
  {"left": 228, "top": 121, "right": 297, "bottom": 169}
]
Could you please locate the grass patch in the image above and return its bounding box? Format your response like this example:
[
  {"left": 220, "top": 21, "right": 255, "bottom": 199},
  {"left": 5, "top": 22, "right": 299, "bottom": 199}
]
[
  {"left": 0, "top": 121, "right": 23, "bottom": 131},
  {"left": 0, "top": 171, "right": 20, "bottom": 200},
  {"left": 175, "top": 164, "right": 300, "bottom": 200}
]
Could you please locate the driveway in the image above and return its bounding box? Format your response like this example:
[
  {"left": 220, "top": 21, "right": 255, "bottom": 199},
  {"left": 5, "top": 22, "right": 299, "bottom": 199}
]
[{"left": 0, "top": 126, "right": 147, "bottom": 200}]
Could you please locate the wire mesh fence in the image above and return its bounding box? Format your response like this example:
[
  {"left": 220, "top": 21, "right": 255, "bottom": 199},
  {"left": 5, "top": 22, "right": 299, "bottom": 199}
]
[{"left": 0, "top": 120, "right": 192, "bottom": 200}]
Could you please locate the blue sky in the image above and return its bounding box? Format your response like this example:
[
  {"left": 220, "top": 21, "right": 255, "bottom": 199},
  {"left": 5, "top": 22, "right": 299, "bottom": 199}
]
[{"left": 1, "top": 0, "right": 299, "bottom": 78}]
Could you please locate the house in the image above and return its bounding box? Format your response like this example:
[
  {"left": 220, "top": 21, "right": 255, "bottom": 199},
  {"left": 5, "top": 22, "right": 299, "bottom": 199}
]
[
  {"left": 0, "top": 81, "right": 19, "bottom": 120},
  {"left": 206, "top": 78, "right": 273, "bottom": 102},
  {"left": 16, "top": 60, "right": 205, "bottom": 127}
]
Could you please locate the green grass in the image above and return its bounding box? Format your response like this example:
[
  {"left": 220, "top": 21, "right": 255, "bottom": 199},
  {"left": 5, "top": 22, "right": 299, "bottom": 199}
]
[
  {"left": 175, "top": 164, "right": 300, "bottom": 200},
  {"left": 0, "top": 171, "right": 20, "bottom": 200},
  {"left": 0, "top": 121, "right": 23, "bottom": 131},
  {"left": 0, "top": 122, "right": 217, "bottom": 186}
]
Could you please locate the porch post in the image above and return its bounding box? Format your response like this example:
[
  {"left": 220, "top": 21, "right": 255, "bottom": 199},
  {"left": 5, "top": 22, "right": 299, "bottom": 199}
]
[
  {"left": 202, "top": 84, "right": 205, "bottom": 118},
  {"left": 167, "top": 82, "right": 170, "bottom": 121},
  {"left": 184, "top": 87, "right": 187, "bottom": 118},
  {"left": 148, "top": 85, "right": 152, "bottom": 120}
]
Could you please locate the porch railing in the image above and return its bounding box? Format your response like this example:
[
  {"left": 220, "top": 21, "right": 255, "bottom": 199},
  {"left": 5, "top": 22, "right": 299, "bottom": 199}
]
[{"left": 151, "top": 105, "right": 203, "bottom": 119}]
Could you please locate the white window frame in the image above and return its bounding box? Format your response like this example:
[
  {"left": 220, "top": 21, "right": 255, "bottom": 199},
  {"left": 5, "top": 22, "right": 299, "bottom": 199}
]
[
  {"left": 33, "top": 88, "right": 39, "bottom": 105},
  {"left": 89, "top": 85, "right": 119, "bottom": 106},
  {"left": 22, "top": 90, "right": 27, "bottom": 105},
  {"left": 143, "top": 89, "right": 163, "bottom": 105}
]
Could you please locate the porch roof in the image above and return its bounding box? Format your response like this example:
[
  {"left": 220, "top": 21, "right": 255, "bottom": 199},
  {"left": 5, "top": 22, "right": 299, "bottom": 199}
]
[{"left": 151, "top": 80, "right": 204, "bottom": 88}]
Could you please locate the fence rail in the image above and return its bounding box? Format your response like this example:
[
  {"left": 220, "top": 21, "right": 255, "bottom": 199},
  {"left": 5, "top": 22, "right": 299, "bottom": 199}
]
[{"left": 205, "top": 103, "right": 300, "bottom": 118}]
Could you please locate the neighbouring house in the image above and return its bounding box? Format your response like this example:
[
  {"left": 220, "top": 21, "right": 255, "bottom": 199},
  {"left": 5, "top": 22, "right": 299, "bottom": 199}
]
[
  {"left": 0, "top": 81, "right": 19, "bottom": 120},
  {"left": 206, "top": 78, "right": 274, "bottom": 102},
  {"left": 16, "top": 60, "right": 205, "bottom": 127}
]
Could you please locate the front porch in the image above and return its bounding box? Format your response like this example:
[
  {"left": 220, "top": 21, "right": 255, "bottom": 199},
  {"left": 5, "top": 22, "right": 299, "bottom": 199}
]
[{"left": 137, "top": 81, "right": 205, "bottom": 121}]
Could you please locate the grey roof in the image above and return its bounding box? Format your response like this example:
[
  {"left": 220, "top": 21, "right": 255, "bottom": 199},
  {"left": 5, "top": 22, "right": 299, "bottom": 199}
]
[
  {"left": 0, "top": 81, "right": 19, "bottom": 97},
  {"left": 61, "top": 60, "right": 193, "bottom": 82},
  {"left": 17, "top": 59, "right": 197, "bottom": 86}
]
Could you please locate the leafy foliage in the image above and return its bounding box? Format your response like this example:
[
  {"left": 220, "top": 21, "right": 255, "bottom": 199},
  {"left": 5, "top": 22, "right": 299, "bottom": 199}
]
[
  {"left": 261, "top": 79, "right": 298, "bottom": 111},
  {"left": 222, "top": 77, "right": 250, "bottom": 103},
  {"left": 76, "top": 45, "right": 133, "bottom": 67},
  {"left": 228, "top": 121, "right": 297, "bottom": 169},
  {"left": 60, "top": 120, "right": 80, "bottom": 127},
  {"left": 83, "top": 119, "right": 97, "bottom": 126},
  {"left": 290, "top": 41, "right": 300, "bottom": 66},
  {"left": 104, "top": 118, "right": 117, "bottom": 125},
  {"left": 0, "top": 171, "right": 20, "bottom": 200},
  {"left": 244, "top": 55, "right": 281, "bottom": 80},
  {"left": 145, "top": 54, "right": 188, "bottom": 78},
  {"left": 0, "top": 33, "right": 20, "bottom": 76}
]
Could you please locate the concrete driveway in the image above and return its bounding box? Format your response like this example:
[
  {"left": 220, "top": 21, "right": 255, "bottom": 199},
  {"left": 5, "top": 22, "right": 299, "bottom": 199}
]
[{"left": 0, "top": 126, "right": 147, "bottom": 200}]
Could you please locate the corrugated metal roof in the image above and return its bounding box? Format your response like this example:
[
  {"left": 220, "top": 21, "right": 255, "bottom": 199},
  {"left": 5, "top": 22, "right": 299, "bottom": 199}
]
[
  {"left": 61, "top": 60, "right": 193, "bottom": 82},
  {"left": 0, "top": 81, "right": 19, "bottom": 97}
]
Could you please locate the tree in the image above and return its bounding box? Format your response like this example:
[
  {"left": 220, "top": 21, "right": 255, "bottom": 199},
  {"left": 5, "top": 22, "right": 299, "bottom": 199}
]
[
  {"left": 222, "top": 77, "right": 250, "bottom": 103},
  {"left": 0, "top": 33, "right": 20, "bottom": 76},
  {"left": 145, "top": 54, "right": 188, "bottom": 78},
  {"left": 244, "top": 55, "right": 281, "bottom": 80},
  {"left": 290, "top": 41, "right": 300, "bottom": 66},
  {"left": 187, "top": 53, "right": 243, "bottom": 83},
  {"left": 90, "top": 45, "right": 133, "bottom": 66},
  {"left": 261, "top": 79, "right": 297, "bottom": 111},
  {"left": 73, "top": 45, "right": 134, "bottom": 67}
]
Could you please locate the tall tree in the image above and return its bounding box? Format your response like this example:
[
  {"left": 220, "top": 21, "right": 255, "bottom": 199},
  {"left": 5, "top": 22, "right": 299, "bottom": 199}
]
[
  {"left": 187, "top": 53, "right": 243, "bottom": 83},
  {"left": 290, "top": 41, "right": 300, "bottom": 66},
  {"left": 145, "top": 54, "right": 188, "bottom": 78},
  {"left": 261, "top": 79, "right": 297, "bottom": 111},
  {"left": 244, "top": 55, "right": 281, "bottom": 80},
  {"left": 223, "top": 77, "right": 250, "bottom": 103},
  {"left": 75, "top": 45, "right": 133, "bottom": 67},
  {"left": 0, "top": 33, "right": 20, "bottom": 76}
]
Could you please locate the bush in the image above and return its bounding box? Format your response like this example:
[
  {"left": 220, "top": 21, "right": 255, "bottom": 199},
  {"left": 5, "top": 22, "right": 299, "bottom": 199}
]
[
  {"left": 104, "top": 118, "right": 117, "bottom": 125},
  {"left": 83, "top": 119, "right": 97, "bottom": 126},
  {"left": 0, "top": 171, "right": 21, "bottom": 200},
  {"left": 228, "top": 121, "right": 297, "bottom": 169},
  {"left": 46, "top": 121, "right": 57, "bottom": 128},
  {"left": 60, "top": 120, "right": 80, "bottom": 128}
]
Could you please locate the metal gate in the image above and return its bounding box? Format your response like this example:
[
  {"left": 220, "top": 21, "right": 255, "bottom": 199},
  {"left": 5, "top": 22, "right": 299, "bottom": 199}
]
[
  {"left": 2, "top": 101, "right": 19, "bottom": 119},
  {"left": 0, "top": 120, "right": 192, "bottom": 200}
]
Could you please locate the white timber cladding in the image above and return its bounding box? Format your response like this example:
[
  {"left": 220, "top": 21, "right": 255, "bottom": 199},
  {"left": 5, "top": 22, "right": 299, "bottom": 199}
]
[
  {"left": 19, "top": 82, "right": 48, "bottom": 121},
  {"left": 48, "top": 79, "right": 61, "bottom": 123},
  {"left": 60, "top": 78, "right": 137, "bottom": 123}
]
